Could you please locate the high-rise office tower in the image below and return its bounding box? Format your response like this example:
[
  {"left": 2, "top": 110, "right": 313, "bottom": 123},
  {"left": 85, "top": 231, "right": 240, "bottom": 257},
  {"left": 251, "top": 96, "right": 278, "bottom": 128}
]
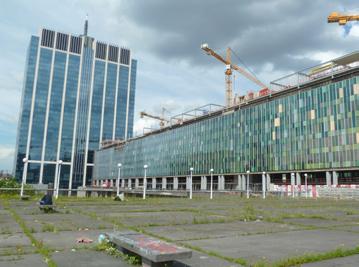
[{"left": 14, "top": 21, "right": 137, "bottom": 190}]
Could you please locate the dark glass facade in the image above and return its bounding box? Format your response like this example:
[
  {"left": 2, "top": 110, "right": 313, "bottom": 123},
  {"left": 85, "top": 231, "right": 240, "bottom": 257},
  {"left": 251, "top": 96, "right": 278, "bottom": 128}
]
[
  {"left": 93, "top": 72, "right": 359, "bottom": 181},
  {"left": 14, "top": 28, "right": 137, "bottom": 189}
]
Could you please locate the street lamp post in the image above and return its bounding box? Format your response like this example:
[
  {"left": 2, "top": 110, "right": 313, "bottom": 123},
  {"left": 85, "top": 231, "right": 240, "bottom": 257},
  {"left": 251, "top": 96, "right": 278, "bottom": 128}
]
[
  {"left": 246, "top": 170, "right": 250, "bottom": 199},
  {"left": 117, "top": 163, "right": 122, "bottom": 196},
  {"left": 20, "top": 158, "right": 28, "bottom": 197},
  {"left": 143, "top": 165, "right": 148, "bottom": 200},
  {"left": 210, "top": 168, "right": 214, "bottom": 200},
  {"left": 304, "top": 173, "right": 308, "bottom": 198},
  {"left": 262, "top": 171, "right": 266, "bottom": 199},
  {"left": 189, "top": 167, "right": 194, "bottom": 199},
  {"left": 55, "top": 160, "right": 63, "bottom": 199}
]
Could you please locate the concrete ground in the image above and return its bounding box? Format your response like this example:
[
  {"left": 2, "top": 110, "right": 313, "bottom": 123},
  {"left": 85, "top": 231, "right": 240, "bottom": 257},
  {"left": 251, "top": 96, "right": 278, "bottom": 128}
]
[{"left": 0, "top": 195, "right": 359, "bottom": 267}]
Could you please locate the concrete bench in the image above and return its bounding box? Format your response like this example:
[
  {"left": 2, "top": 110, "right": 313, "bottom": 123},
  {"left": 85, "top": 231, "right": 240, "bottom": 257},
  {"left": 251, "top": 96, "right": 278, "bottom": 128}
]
[{"left": 108, "top": 231, "right": 192, "bottom": 267}]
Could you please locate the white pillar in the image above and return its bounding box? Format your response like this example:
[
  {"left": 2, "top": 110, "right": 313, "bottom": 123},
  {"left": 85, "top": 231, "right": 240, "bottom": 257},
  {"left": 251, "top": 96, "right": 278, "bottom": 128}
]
[
  {"left": 218, "top": 176, "right": 225, "bottom": 190},
  {"left": 266, "top": 173, "right": 271, "bottom": 191},
  {"left": 326, "top": 171, "right": 332, "bottom": 186},
  {"left": 121, "top": 178, "right": 125, "bottom": 188},
  {"left": 128, "top": 178, "right": 132, "bottom": 189},
  {"left": 152, "top": 178, "right": 156, "bottom": 189},
  {"left": 332, "top": 171, "right": 338, "bottom": 186},
  {"left": 291, "top": 173, "right": 295, "bottom": 198},
  {"left": 201, "top": 176, "right": 207, "bottom": 191},
  {"left": 241, "top": 174, "right": 246, "bottom": 191},
  {"left": 162, "top": 177, "right": 167, "bottom": 190},
  {"left": 236, "top": 175, "right": 242, "bottom": 190},
  {"left": 173, "top": 177, "right": 178, "bottom": 190},
  {"left": 262, "top": 172, "right": 266, "bottom": 199},
  {"left": 296, "top": 173, "right": 301, "bottom": 185},
  {"left": 135, "top": 178, "right": 139, "bottom": 189}
]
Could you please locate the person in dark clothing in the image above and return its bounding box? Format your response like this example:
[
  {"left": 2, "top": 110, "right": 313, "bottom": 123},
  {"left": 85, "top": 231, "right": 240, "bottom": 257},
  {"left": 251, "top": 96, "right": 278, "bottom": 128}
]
[{"left": 39, "top": 193, "right": 53, "bottom": 206}]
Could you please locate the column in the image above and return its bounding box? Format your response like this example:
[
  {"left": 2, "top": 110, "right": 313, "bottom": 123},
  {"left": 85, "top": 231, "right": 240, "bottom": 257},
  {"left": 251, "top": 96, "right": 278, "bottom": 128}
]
[
  {"left": 241, "top": 174, "right": 246, "bottom": 191},
  {"left": 266, "top": 173, "right": 271, "bottom": 191},
  {"left": 162, "top": 177, "right": 167, "bottom": 190},
  {"left": 121, "top": 178, "right": 125, "bottom": 188},
  {"left": 201, "top": 176, "right": 207, "bottom": 191},
  {"left": 173, "top": 177, "right": 178, "bottom": 190},
  {"left": 128, "top": 178, "right": 132, "bottom": 189},
  {"left": 236, "top": 175, "right": 242, "bottom": 190},
  {"left": 326, "top": 171, "right": 332, "bottom": 186},
  {"left": 332, "top": 171, "right": 338, "bottom": 186},
  {"left": 135, "top": 178, "right": 139, "bottom": 189},
  {"left": 262, "top": 172, "right": 266, "bottom": 199},
  {"left": 296, "top": 173, "right": 301, "bottom": 185},
  {"left": 152, "top": 178, "right": 156, "bottom": 189},
  {"left": 291, "top": 173, "right": 295, "bottom": 197},
  {"left": 218, "top": 176, "right": 225, "bottom": 190}
]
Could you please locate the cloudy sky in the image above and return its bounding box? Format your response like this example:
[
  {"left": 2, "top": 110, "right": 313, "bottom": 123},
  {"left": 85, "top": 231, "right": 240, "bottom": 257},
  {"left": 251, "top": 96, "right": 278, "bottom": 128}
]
[{"left": 0, "top": 0, "right": 358, "bottom": 172}]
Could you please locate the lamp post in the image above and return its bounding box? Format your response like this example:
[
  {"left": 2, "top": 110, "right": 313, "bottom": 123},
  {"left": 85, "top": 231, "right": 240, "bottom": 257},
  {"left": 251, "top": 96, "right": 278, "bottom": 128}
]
[
  {"left": 189, "top": 167, "right": 194, "bottom": 199},
  {"left": 210, "top": 168, "right": 214, "bottom": 200},
  {"left": 246, "top": 170, "right": 250, "bottom": 199},
  {"left": 20, "top": 158, "right": 28, "bottom": 197},
  {"left": 117, "top": 163, "right": 122, "bottom": 196},
  {"left": 143, "top": 165, "right": 148, "bottom": 200},
  {"left": 291, "top": 173, "right": 295, "bottom": 198},
  {"left": 304, "top": 173, "right": 308, "bottom": 198},
  {"left": 262, "top": 171, "right": 266, "bottom": 199},
  {"left": 55, "top": 160, "right": 63, "bottom": 199}
]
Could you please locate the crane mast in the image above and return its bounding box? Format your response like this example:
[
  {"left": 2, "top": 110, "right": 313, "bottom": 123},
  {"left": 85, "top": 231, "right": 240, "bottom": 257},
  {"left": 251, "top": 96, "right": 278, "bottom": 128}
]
[{"left": 201, "top": 43, "right": 267, "bottom": 107}]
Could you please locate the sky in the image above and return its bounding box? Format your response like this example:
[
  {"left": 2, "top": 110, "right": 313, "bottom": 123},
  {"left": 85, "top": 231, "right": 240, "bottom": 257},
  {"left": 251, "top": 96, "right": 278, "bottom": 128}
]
[{"left": 0, "top": 0, "right": 359, "bottom": 172}]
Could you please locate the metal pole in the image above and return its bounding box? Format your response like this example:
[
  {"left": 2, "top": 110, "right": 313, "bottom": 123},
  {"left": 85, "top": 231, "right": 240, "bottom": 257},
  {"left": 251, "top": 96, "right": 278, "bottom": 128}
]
[
  {"left": 117, "top": 163, "right": 122, "bottom": 196},
  {"left": 291, "top": 173, "right": 295, "bottom": 198},
  {"left": 246, "top": 170, "right": 250, "bottom": 199},
  {"left": 20, "top": 158, "right": 28, "bottom": 197},
  {"left": 55, "top": 160, "right": 63, "bottom": 199},
  {"left": 305, "top": 173, "right": 308, "bottom": 198},
  {"left": 210, "top": 169, "right": 213, "bottom": 200},
  {"left": 190, "top": 167, "right": 193, "bottom": 199},
  {"left": 262, "top": 171, "right": 266, "bottom": 199},
  {"left": 143, "top": 165, "right": 147, "bottom": 200}
]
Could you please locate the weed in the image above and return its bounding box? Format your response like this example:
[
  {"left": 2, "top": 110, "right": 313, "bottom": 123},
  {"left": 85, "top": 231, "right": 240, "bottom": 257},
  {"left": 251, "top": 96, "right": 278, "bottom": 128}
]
[
  {"left": 42, "top": 224, "right": 57, "bottom": 233},
  {"left": 95, "top": 241, "right": 140, "bottom": 265}
]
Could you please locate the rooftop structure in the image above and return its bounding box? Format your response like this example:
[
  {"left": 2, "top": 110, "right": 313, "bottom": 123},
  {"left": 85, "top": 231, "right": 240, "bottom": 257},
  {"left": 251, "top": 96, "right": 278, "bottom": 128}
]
[{"left": 93, "top": 51, "right": 359, "bottom": 191}]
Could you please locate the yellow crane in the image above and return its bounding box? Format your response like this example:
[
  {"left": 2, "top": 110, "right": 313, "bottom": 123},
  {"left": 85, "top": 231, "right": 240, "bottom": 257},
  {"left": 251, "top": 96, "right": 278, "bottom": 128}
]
[
  {"left": 328, "top": 12, "right": 359, "bottom": 25},
  {"left": 201, "top": 43, "right": 267, "bottom": 107}
]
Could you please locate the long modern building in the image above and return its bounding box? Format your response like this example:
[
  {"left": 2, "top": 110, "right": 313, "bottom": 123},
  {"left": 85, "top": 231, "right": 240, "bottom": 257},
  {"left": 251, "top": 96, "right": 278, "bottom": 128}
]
[
  {"left": 14, "top": 21, "right": 137, "bottom": 190},
  {"left": 93, "top": 52, "right": 359, "bottom": 191}
]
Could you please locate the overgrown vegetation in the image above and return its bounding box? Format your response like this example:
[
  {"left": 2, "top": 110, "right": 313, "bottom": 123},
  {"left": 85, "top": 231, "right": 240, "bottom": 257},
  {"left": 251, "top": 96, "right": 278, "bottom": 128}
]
[
  {"left": 95, "top": 240, "right": 141, "bottom": 265},
  {"left": 2, "top": 200, "right": 57, "bottom": 267},
  {"left": 0, "top": 178, "right": 34, "bottom": 196}
]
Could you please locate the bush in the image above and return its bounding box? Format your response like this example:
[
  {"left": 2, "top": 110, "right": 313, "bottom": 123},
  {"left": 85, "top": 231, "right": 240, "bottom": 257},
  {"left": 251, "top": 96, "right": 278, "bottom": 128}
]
[{"left": 0, "top": 178, "right": 35, "bottom": 196}]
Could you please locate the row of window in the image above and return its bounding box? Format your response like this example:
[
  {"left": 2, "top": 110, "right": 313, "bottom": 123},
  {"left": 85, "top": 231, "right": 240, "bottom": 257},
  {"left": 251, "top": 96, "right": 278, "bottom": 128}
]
[{"left": 94, "top": 75, "right": 359, "bottom": 179}]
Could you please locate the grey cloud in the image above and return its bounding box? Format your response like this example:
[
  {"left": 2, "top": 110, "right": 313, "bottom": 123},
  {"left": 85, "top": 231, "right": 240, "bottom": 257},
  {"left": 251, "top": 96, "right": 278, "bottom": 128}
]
[{"left": 117, "top": 0, "right": 359, "bottom": 74}]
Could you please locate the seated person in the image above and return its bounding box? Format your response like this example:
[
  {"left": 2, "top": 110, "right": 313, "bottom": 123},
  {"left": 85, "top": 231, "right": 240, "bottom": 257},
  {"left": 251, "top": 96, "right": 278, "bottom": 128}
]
[{"left": 39, "top": 193, "right": 53, "bottom": 206}]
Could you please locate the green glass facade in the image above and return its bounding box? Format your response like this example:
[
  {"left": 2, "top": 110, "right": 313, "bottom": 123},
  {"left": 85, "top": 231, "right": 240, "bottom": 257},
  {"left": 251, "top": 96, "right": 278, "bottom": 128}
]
[{"left": 93, "top": 73, "right": 359, "bottom": 180}]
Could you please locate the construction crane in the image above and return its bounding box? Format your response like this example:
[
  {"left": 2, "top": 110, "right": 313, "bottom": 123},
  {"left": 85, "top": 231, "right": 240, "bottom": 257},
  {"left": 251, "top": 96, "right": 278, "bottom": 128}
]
[
  {"left": 140, "top": 111, "right": 169, "bottom": 128},
  {"left": 328, "top": 12, "right": 359, "bottom": 25},
  {"left": 201, "top": 43, "right": 267, "bottom": 107}
]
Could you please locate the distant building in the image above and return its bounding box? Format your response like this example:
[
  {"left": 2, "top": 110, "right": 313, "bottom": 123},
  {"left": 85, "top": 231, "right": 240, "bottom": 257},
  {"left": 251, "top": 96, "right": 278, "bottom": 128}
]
[
  {"left": 14, "top": 21, "right": 137, "bottom": 190},
  {"left": 93, "top": 52, "right": 359, "bottom": 190}
]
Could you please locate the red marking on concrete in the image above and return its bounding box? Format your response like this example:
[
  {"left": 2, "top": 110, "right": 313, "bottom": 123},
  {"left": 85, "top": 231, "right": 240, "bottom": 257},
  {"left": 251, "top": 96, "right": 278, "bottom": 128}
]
[{"left": 136, "top": 236, "right": 179, "bottom": 254}]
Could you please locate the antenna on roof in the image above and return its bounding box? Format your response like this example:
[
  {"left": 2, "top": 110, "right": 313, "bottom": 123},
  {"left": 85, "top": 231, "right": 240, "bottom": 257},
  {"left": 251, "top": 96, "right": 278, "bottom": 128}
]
[{"left": 84, "top": 13, "right": 88, "bottom": 36}]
